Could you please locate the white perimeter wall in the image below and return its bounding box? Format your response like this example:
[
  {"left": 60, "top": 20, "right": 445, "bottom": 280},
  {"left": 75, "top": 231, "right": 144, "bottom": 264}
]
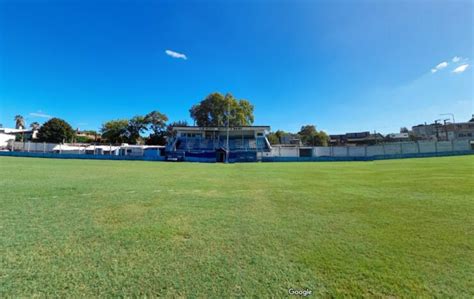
[{"left": 271, "top": 140, "right": 472, "bottom": 158}]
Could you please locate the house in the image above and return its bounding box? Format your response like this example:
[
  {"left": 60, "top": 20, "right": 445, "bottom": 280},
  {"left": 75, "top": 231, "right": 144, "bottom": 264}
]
[
  {"left": 0, "top": 133, "right": 15, "bottom": 149},
  {"left": 412, "top": 116, "right": 474, "bottom": 141},
  {"left": 0, "top": 127, "right": 39, "bottom": 141},
  {"left": 279, "top": 133, "right": 302, "bottom": 146},
  {"left": 329, "top": 131, "right": 384, "bottom": 146},
  {"left": 386, "top": 133, "right": 410, "bottom": 142}
]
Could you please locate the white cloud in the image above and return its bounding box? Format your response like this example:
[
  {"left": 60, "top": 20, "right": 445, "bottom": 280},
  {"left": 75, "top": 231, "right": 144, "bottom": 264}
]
[
  {"left": 435, "top": 61, "right": 448, "bottom": 69},
  {"left": 452, "top": 64, "right": 469, "bottom": 73},
  {"left": 165, "top": 49, "right": 187, "bottom": 60},
  {"left": 430, "top": 61, "right": 448, "bottom": 73},
  {"left": 29, "top": 112, "right": 52, "bottom": 118},
  {"left": 452, "top": 56, "right": 461, "bottom": 63}
]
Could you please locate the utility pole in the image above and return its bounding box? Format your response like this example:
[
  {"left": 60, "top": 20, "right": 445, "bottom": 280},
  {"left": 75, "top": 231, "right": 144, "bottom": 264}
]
[
  {"left": 443, "top": 119, "right": 450, "bottom": 140},
  {"left": 434, "top": 120, "right": 441, "bottom": 141},
  {"left": 226, "top": 100, "right": 230, "bottom": 163},
  {"left": 440, "top": 113, "right": 455, "bottom": 123},
  {"left": 440, "top": 113, "right": 456, "bottom": 140}
]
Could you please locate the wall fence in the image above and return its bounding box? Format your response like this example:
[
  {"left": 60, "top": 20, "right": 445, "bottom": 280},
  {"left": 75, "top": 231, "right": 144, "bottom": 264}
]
[{"left": 0, "top": 139, "right": 472, "bottom": 162}]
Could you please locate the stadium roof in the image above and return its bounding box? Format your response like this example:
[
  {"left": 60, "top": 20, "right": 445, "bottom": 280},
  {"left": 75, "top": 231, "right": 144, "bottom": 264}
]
[{"left": 172, "top": 126, "right": 271, "bottom": 131}]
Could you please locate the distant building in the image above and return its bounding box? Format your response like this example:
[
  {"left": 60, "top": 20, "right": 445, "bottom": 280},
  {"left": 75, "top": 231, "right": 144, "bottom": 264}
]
[
  {"left": 279, "top": 133, "right": 302, "bottom": 146},
  {"left": 412, "top": 115, "right": 474, "bottom": 141},
  {"left": 0, "top": 127, "right": 38, "bottom": 140},
  {"left": 386, "top": 132, "right": 410, "bottom": 142},
  {"left": 0, "top": 133, "right": 15, "bottom": 149},
  {"left": 75, "top": 130, "right": 100, "bottom": 142},
  {"left": 329, "top": 131, "right": 384, "bottom": 146}
]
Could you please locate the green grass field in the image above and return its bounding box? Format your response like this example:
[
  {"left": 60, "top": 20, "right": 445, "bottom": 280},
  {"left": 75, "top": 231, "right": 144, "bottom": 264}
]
[{"left": 1, "top": 156, "right": 473, "bottom": 297}]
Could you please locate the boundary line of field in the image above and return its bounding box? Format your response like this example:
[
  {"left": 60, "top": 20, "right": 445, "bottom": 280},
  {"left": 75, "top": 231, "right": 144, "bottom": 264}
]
[{"left": 0, "top": 150, "right": 473, "bottom": 163}]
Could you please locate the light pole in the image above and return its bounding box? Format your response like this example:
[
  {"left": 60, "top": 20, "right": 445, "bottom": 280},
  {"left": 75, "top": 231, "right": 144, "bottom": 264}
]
[
  {"left": 440, "top": 113, "right": 456, "bottom": 140},
  {"left": 440, "top": 113, "right": 455, "bottom": 123},
  {"left": 225, "top": 100, "right": 230, "bottom": 163}
]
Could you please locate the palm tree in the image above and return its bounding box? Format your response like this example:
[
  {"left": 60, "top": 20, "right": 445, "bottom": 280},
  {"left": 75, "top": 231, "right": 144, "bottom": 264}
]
[
  {"left": 14, "top": 115, "right": 25, "bottom": 129},
  {"left": 30, "top": 122, "right": 40, "bottom": 130}
]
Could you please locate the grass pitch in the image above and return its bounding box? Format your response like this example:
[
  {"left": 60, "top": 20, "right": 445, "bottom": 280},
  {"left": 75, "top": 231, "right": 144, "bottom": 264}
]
[{"left": 1, "top": 156, "right": 473, "bottom": 297}]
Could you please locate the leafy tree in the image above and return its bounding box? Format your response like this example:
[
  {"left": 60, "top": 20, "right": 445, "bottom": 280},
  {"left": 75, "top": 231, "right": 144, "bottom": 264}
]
[
  {"left": 101, "top": 119, "right": 129, "bottom": 144},
  {"left": 75, "top": 135, "right": 94, "bottom": 143},
  {"left": 298, "top": 125, "right": 329, "bottom": 146},
  {"left": 189, "top": 92, "right": 254, "bottom": 127},
  {"left": 127, "top": 116, "right": 148, "bottom": 144},
  {"left": 400, "top": 127, "right": 409, "bottom": 133},
  {"left": 144, "top": 111, "right": 169, "bottom": 145},
  {"left": 313, "top": 131, "right": 329, "bottom": 146},
  {"left": 146, "top": 111, "right": 168, "bottom": 136},
  {"left": 166, "top": 120, "right": 188, "bottom": 138},
  {"left": 37, "top": 118, "right": 75, "bottom": 143},
  {"left": 14, "top": 115, "right": 25, "bottom": 129},
  {"left": 298, "top": 125, "right": 316, "bottom": 145},
  {"left": 267, "top": 132, "right": 279, "bottom": 145},
  {"left": 145, "top": 134, "right": 166, "bottom": 145}
]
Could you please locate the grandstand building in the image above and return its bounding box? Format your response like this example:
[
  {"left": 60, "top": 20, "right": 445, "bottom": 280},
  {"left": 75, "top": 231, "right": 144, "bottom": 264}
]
[{"left": 166, "top": 126, "right": 272, "bottom": 162}]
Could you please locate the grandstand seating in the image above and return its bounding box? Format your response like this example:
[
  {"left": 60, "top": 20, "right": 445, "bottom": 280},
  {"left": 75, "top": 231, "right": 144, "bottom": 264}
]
[{"left": 170, "top": 136, "right": 270, "bottom": 152}]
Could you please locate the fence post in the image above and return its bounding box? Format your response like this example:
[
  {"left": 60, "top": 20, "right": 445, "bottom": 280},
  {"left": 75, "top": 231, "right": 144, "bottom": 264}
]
[
  {"left": 27, "top": 141, "right": 30, "bottom": 152},
  {"left": 434, "top": 141, "right": 438, "bottom": 153},
  {"left": 416, "top": 141, "right": 420, "bottom": 154},
  {"left": 382, "top": 143, "right": 386, "bottom": 156},
  {"left": 451, "top": 139, "right": 454, "bottom": 152},
  {"left": 43, "top": 142, "right": 46, "bottom": 153},
  {"left": 400, "top": 142, "right": 403, "bottom": 155},
  {"left": 364, "top": 146, "right": 368, "bottom": 157}
]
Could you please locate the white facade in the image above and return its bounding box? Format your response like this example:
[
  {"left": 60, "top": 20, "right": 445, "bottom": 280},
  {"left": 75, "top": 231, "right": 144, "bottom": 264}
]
[{"left": 0, "top": 133, "right": 15, "bottom": 149}]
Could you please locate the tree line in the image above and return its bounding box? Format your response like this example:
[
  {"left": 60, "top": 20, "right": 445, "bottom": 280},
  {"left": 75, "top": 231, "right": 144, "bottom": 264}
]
[{"left": 11, "top": 92, "right": 329, "bottom": 146}]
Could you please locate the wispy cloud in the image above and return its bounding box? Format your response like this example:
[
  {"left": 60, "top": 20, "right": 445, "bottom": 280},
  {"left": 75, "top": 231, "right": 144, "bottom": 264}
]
[
  {"left": 431, "top": 61, "right": 448, "bottom": 73},
  {"left": 452, "top": 56, "right": 461, "bottom": 63},
  {"left": 29, "top": 112, "right": 52, "bottom": 118},
  {"left": 165, "top": 49, "right": 187, "bottom": 60},
  {"left": 452, "top": 64, "right": 469, "bottom": 73}
]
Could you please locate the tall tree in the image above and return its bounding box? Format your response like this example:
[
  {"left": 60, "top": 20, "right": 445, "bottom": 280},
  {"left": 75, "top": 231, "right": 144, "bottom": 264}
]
[
  {"left": 400, "top": 127, "right": 409, "bottom": 133},
  {"left": 101, "top": 119, "right": 129, "bottom": 144},
  {"left": 127, "top": 116, "right": 148, "bottom": 144},
  {"left": 189, "top": 92, "right": 254, "bottom": 127},
  {"left": 313, "top": 131, "right": 330, "bottom": 146},
  {"left": 146, "top": 111, "right": 168, "bottom": 136},
  {"left": 267, "top": 132, "right": 279, "bottom": 145},
  {"left": 166, "top": 120, "right": 188, "bottom": 138},
  {"left": 14, "top": 115, "right": 25, "bottom": 129},
  {"left": 298, "top": 125, "right": 329, "bottom": 146},
  {"left": 37, "top": 118, "right": 75, "bottom": 143}
]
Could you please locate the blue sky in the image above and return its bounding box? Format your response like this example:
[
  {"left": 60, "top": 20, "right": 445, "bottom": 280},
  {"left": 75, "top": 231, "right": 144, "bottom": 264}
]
[{"left": 0, "top": 0, "right": 472, "bottom": 134}]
